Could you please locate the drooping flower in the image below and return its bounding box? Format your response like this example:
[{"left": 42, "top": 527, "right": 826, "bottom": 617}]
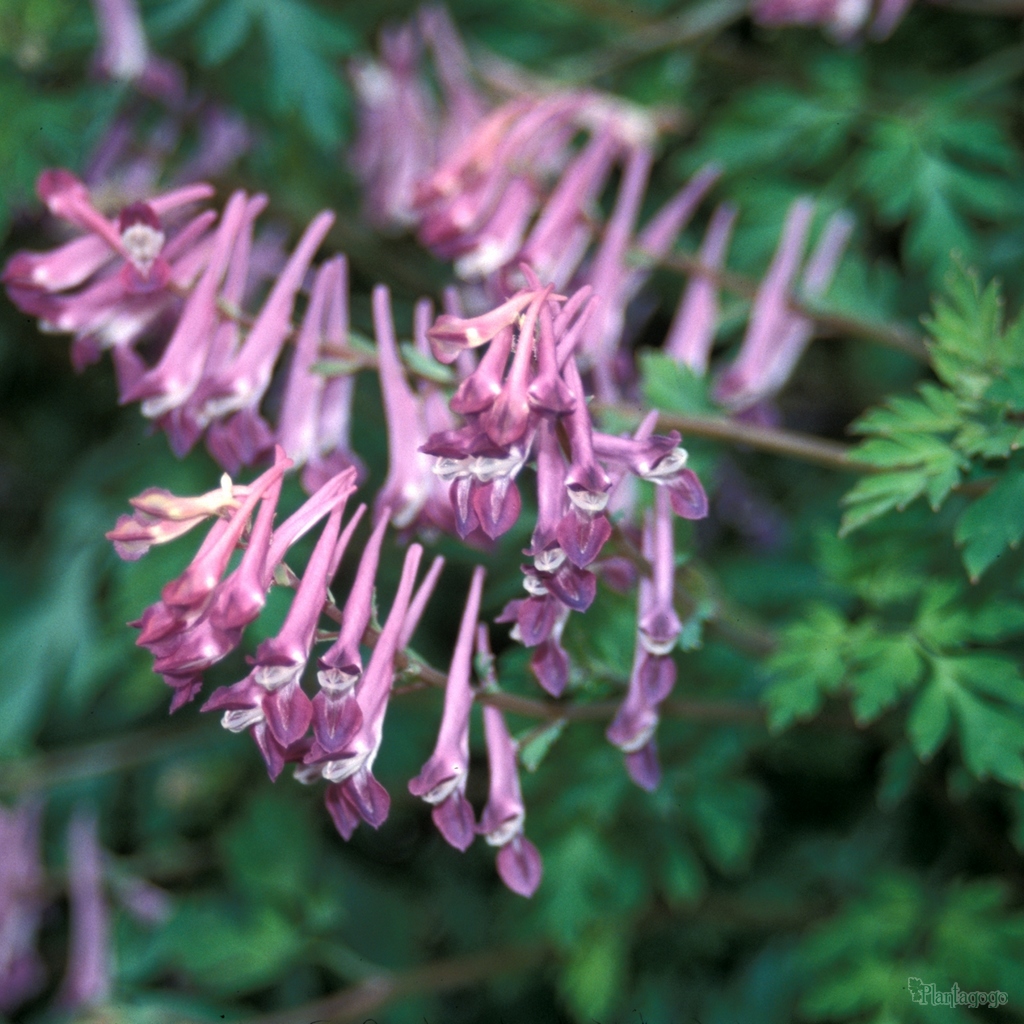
[
  {"left": 350, "top": 23, "right": 439, "bottom": 228},
  {"left": 663, "top": 202, "right": 737, "bottom": 374},
  {"left": 202, "top": 497, "right": 352, "bottom": 779},
  {"left": 320, "top": 544, "right": 425, "bottom": 838},
  {"left": 409, "top": 565, "right": 485, "bottom": 850},
  {"left": 57, "top": 812, "right": 112, "bottom": 1010},
  {"left": 607, "top": 489, "right": 681, "bottom": 791},
  {"left": 106, "top": 473, "right": 244, "bottom": 560},
  {"left": 478, "top": 699, "right": 543, "bottom": 898},
  {"left": 714, "top": 201, "right": 852, "bottom": 413},
  {"left": 0, "top": 802, "right": 46, "bottom": 1014}
]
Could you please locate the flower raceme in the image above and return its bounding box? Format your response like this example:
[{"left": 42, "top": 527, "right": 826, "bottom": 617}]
[
  {"left": 108, "top": 462, "right": 548, "bottom": 894},
  {"left": 9, "top": 165, "right": 711, "bottom": 774},
  {"left": 4, "top": 171, "right": 358, "bottom": 483}
]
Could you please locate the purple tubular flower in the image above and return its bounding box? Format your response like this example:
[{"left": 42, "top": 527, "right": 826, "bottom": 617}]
[
  {"left": 0, "top": 802, "right": 46, "bottom": 1014},
  {"left": 194, "top": 210, "right": 335, "bottom": 424},
  {"left": 92, "top": 0, "right": 148, "bottom": 81},
  {"left": 427, "top": 290, "right": 536, "bottom": 363},
  {"left": 58, "top": 812, "right": 111, "bottom": 1010},
  {"left": 318, "top": 512, "right": 391, "bottom": 688},
  {"left": 202, "top": 498, "right": 349, "bottom": 778},
  {"left": 418, "top": 4, "right": 486, "bottom": 152},
  {"left": 528, "top": 298, "right": 576, "bottom": 417},
  {"left": 479, "top": 704, "right": 543, "bottom": 898},
  {"left": 638, "top": 488, "right": 682, "bottom": 659},
  {"left": 293, "top": 503, "right": 370, "bottom": 760},
  {"left": 106, "top": 475, "right": 243, "bottom": 560},
  {"left": 276, "top": 258, "right": 341, "bottom": 468},
  {"left": 454, "top": 175, "right": 537, "bottom": 279},
  {"left": 529, "top": 606, "right": 570, "bottom": 697},
  {"left": 592, "top": 412, "right": 709, "bottom": 521},
  {"left": 350, "top": 24, "right": 437, "bottom": 228},
  {"left": 305, "top": 256, "right": 362, "bottom": 492},
  {"left": 408, "top": 565, "right": 485, "bottom": 850},
  {"left": 607, "top": 502, "right": 680, "bottom": 791},
  {"left": 399, "top": 554, "right": 446, "bottom": 649},
  {"left": 449, "top": 324, "right": 514, "bottom": 416},
  {"left": 124, "top": 190, "right": 248, "bottom": 416},
  {"left": 664, "top": 202, "right": 737, "bottom": 373},
  {"left": 554, "top": 354, "right": 614, "bottom": 567},
  {"left": 519, "top": 130, "right": 619, "bottom": 286},
  {"left": 479, "top": 287, "right": 550, "bottom": 447},
  {"left": 528, "top": 417, "right": 569, "bottom": 566},
  {"left": 715, "top": 202, "right": 851, "bottom": 412},
  {"left": 634, "top": 164, "right": 722, "bottom": 271},
  {"left": 321, "top": 544, "right": 425, "bottom": 836},
  {"left": 585, "top": 145, "right": 653, "bottom": 400},
  {"left": 713, "top": 198, "right": 813, "bottom": 411},
  {"left": 373, "top": 285, "right": 434, "bottom": 528}
]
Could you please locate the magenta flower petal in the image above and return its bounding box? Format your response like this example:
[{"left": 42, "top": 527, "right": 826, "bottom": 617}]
[
  {"left": 432, "top": 792, "right": 476, "bottom": 852},
  {"left": 530, "top": 636, "right": 569, "bottom": 698},
  {"left": 495, "top": 835, "right": 543, "bottom": 898},
  {"left": 262, "top": 682, "right": 314, "bottom": 748},
  {"left": 325, "top": 783, "right": 360, "bottom": 841},
  {"left": 625, "top": 740, "right": 661, "bottom": 792}
]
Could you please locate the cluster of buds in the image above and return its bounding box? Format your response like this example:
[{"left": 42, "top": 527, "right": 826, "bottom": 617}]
[
  {"left": 110, "top": 462, "right": 543, "bottom": 894},
  {"left": 351, "top": 5, "right": 677, "bottom": 287},
  {"left": 751, "top": 0, "right": 916, "bottom": 40}
]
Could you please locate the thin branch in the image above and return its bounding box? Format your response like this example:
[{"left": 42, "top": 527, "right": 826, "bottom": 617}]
[
  {"left": 0, "top": 720, "right": 218, "bottom": 795},
  {"left": 558, "top": 0, "right": 749, "bottom": 81},
  {"left": 656, "top": 250, "right": 928, "bottom": 360},
  {"left": 242, "top": 944, "right": 546, "bottom": 1024},
  {"left": 932, "top": 0, "right": 1024, "bottom": 12},
  {"left": 598, "top": 403, "right": 863, "bottom": 473}
]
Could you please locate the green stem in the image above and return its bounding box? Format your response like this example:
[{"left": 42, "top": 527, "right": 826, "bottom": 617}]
[
  {"left": 598, "top": 403, "right": 863, "bottom": 473},
  {"left": 0, "top": 720, "right": 218, "bottom": 795},
  {"left": 240, "top": 944, "right": 547, "bottom": 1024},
  {"left": 559, "top": 0, "right": 749, "bottom": 80}
]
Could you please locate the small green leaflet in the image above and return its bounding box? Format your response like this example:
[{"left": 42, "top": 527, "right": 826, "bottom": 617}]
[
  {"left": 639, "top": 351, "right": 716, "bottom": 416},
  {"left": 197, "top": 0, "right": 354, "bottom": 148},
  {"left": 953, "top": 470, "right": 1024, "bottom": 581}
]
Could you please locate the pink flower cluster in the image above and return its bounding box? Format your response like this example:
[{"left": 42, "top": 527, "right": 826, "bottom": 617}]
[
  {"left": 351, "top": 6, "right": 854, "bottom": 418},
  {"left": 4, "top": 172, "right": 358, "bottom": 486},
  {"left": 109, "top": 457, "right": 542, "bottom": 895},
  {"left": 3, "top": 3, "right": 865, "bottom": 900}
]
